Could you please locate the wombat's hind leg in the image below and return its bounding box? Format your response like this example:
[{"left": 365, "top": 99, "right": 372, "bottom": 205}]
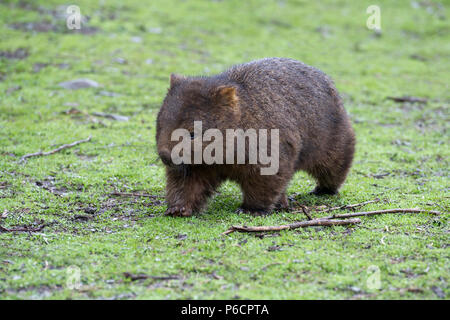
[
  {"left": 309, "top": 155, "right": 353, "bottom": 196},
  {"left": 309, "top": 164, "right": 348, "bottom": 196},
  {"left": 310, "top": 185, "right": 338, "bottom": 196},
  {"left": 308, "top": 132, "right": 355, "bottom": 196}
]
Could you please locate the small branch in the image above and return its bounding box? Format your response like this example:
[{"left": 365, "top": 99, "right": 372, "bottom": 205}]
[
  {"left": 290, "top": 198, "right": 381, "bottom": 215},
  {"left": 322, "top": 208, "right": 444, "bottom": 220},
  {"left": 20, "top": 136, "right": 92, "bottom": 162},
  {"left": 123, "top": 272, "right": 180, "bottom": 281},
  {"left": 92, "top": 112, "right": 129, "bottom": 122},
  {"left": 300, "top": 205, "right": 312, "bottom": 220},
  {"left": 317, "top": 198, "right": 381, "bottom": 213},
  {"left": 110, "top": 192, "right": 163, "bottom": 199},
  {"left": 386, "top": 96, "right": 427, "bottom": 104},
  {"left": 222, "top": 218, "right": 361, "bottom": 235},
  {"left": 0, "top": 224, "right": 46, "bottom": 233},
  {"left": 222, "top": 206, "right": 445, "bottom": 236}
]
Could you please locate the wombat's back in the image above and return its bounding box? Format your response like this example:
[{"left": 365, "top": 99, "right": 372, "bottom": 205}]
[
  {"left": 225, "top": 58, "right": 343, "bottom": 123},
  {"left": 224, "top": 57, "right": 355, "bottom": 184}
]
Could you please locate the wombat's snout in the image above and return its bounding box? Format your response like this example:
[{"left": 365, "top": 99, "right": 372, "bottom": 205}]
[{"left": 158, "top": 149, "right": 172, "bottom": 166}]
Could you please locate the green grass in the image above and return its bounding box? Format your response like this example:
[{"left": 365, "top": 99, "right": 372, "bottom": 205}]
[{"left": 0, "top": 0, "right": 449, "bottom": 299}]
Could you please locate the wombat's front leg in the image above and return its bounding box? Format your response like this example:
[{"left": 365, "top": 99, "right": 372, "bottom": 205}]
[{"left": 164, "top": 167, "right": 220, "bottom": 217}]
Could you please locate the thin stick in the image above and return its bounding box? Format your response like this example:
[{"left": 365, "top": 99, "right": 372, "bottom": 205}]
[
  {"left": 20, "top": 136, "right": 92, "bottom": 162},
  {"left": 222, "top": 218, "right": 361, "bottom": 235},
  {"left": 290, "top": 198, "right": 381, "bottom": 215},
  {"left": 317, "top": 198, "right": 381, "bottom": 213},
  {"left": 300, "top": 205, "right": 312, "bottom": 220},
  {"left": 110, "top": 192, "right": 163, "bottom": 199},
  {"left": 123, "top": 272, "right": 180, "bottom": 281},
  {"left": 0, "top": 224, "right": 46, "bottom": 233},
  {"left": 387, "top": 96, "right": 427, "bottom": 104},
  {"left": 322, "top": 208, "right": 444, "bottom": 220}
]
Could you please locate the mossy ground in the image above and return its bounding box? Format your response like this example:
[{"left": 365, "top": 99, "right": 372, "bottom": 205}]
[{"left": 0, "top": 0, "right": 448, "bottom": 299}]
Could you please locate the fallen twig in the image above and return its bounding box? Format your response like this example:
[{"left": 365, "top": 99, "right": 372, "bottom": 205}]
[
  {"left": 0, "top": 224, "right": 46, "bottom": 233},
  {"left": 20, "top": 136, "right": 92, "bottom": 162},
  {"left": 300, "top": 205, "right": 312, "bottom": 220},
  {"left": 387, "top": 96, "right": 428, "bottom": 104},
  {"left": 290, "top": 198, "right": 381, "bottom": 215},
  {"left": 222, "top": 218, "right": 361, "bottom": 235},
  {"left": 317, "top": 198, "right": 381, "bottom": 213},
  {"left": 223, "top": 206, "right": 446, "bottom": 236},
  {"left": 110, "top": 192, "right": 163, "bottom": 199},
  {"left": 123, "top": 272, "right": 180, "bottom": 281},
  {"left": 322, "top": 208, "right": 444, "bottom": 220},
  {"left": 92, "top": 112, "right": 129, "bottom": 122}
]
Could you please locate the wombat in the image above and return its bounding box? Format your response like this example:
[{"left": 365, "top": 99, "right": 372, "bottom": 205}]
[{"left": 156, "top": 58, "right": 355, "bottom": 217}]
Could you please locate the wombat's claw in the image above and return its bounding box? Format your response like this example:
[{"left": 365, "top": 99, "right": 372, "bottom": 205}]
[
  {"left": 164, "top": 206, "right": 192, "bottom": 217},
  {"left": 236, "top": 207, "right": 272, "bottom": 216},
  {"left": 250, "top": 210, "right": 272, "bottom": 217},
  {"left": 274, "top": 202, "right": 289, "bottom": 211}
]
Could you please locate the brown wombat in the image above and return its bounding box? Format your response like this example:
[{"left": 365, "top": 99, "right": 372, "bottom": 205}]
[{"left": 156, "top": 58, "right": 355, "bottom": 216}]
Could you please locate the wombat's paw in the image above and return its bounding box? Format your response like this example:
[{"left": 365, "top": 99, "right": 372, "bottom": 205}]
[
  {"left": 250, "top": 210, "right": 273, "bottom": 217},
  {"left": 164, "top": 205, "right": 192, "bottom": 217},
  {"left": 236, "top": 206, "right": 273, "bottom": 216},
  {"left": 310, "top": 186, "right": 338, "bottom": 196},
  {"left": 275, "top": 197, "right": 290, "bottom": 211}
]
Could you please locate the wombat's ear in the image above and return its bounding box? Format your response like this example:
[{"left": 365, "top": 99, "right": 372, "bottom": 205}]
[
  {"left": 170, "top": 73, "right": 185, "bottom": 88},
  {"left": 215, "top": 86, "right": 238, "bottom": 108}
]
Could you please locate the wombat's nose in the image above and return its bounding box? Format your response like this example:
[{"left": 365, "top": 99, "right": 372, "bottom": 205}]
[{"left": 159, "top": 150, "right": 172, "bottom": 166}]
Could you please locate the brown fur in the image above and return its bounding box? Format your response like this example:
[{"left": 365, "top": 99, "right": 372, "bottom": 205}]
[{"left": 156, "top": 58, "right": 356, "bottom": 216}]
